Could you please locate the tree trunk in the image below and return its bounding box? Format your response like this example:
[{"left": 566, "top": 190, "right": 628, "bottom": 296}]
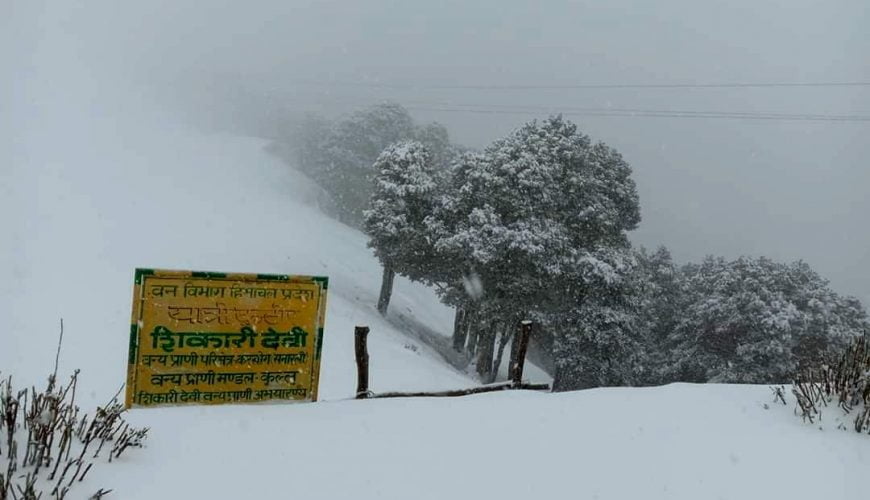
[
  {"left": 508, "top": 322, "right": 521, "bottom": 374},
  {"left": 489, "top": 323, "right": 513, "bottom": 384},
  {"left": 465, "top": 308, "right": 480, "bottom": 356},
  {"left": 377, "top": 265, "right": 396, "bottom": 316},
  {"left": 452, "top": 307, "right": 467, "bottom": 352},
  {"left": 475, "top": 317, "right": 496, "bottom": 381}
]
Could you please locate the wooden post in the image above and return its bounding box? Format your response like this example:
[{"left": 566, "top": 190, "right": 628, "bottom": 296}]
[
  {"left": 510, "top": 320, "right": 532, "bottom": 386},
  {"left": 355, "top": 326, "right": 370, "bottom": 399}
]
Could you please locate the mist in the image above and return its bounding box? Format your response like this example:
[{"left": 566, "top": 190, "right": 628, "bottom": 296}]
[{"left": 3, "top": 0, "right": 869, "bottom": 305}]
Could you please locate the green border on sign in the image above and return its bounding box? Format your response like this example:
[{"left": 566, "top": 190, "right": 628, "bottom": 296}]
[{"left": 125, "top": 267, "right": 329, "bottom": 408}]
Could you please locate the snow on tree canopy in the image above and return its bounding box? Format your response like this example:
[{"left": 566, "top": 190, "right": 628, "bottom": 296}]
[
  {"left": 665, "top": 256, "right": 868, "bottom": 383},
  {"left": 363, "top": 140, "right": 443, "bottom": 284},
  {"left": 432, "top": 115, "right": 640, "bottom": 311},
  {"left": 420, "top": 115, "right": 642, "bottom": 390}
]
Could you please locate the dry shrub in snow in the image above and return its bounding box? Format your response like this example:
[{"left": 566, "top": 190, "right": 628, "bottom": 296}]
[
  {"left": 0, "top": 365, "right": 147, "bottom": 499},
  {"left": 790, "top": 334, "right": 870, "bottom": 433}
]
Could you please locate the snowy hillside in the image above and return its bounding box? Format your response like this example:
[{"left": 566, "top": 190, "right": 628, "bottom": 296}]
[{"left": 0, "top": 119, "right": 477, "bottom": 404}]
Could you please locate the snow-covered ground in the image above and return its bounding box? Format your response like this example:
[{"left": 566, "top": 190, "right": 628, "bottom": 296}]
[{"left": 101, "top": 384, "right": 866, "bottom": 500}]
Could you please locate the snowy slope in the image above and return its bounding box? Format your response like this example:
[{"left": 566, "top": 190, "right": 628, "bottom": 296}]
[
  {"left": 2, "top": 0, "right": 471, "bottom": 399},
  {"left": 0, "top": 120, "right": 473, "bottom": 405}
]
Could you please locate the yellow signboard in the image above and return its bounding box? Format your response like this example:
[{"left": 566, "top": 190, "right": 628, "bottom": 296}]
[{"left": 125, "top": 268, "right": 328, "bottom": 408}]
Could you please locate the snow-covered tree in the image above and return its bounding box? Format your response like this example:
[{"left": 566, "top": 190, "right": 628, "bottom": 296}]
[
  {"left": 414, "top": 121, "right": 460, "bottom": 171},
  {"left": 429, "top": 115, "right": 642, "bottom": 384},
  {"left": 363, "top": 141, "right": 441, "bottom": 315},
  {"left": 550, "top": 248, "right": 641, "bottom": 390},
  {"left": 317, "top": 103, "right": 418, "bottom": 226},
  {"left": 665, "top": 256, "right": 868, "bottom": 383},
  {"left": 279, "top": 103, "right": 458, "bottom": 227},
  {"left": 631, "top": 246, "right": 682, "bottom": 385}
]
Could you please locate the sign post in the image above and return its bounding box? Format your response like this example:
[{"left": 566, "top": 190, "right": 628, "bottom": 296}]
[{"left": 125, "top": 268, "right": 328, "bottom": 408}]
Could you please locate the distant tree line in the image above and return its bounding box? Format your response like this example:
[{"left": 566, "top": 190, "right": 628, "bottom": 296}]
[
  {"left": 271, "top": 102, "right": 459, "bottom": 227},
  {"left": 273, "top": 102, "right": 869, "bottom": 390}
]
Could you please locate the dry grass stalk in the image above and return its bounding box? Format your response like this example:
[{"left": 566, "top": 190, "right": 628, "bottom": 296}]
[
  {"left": 790, "top": 334, "right": 870, "bottom": 433},
  {"left": 1, "top": 321, "right": 148, "bottom": 500}
]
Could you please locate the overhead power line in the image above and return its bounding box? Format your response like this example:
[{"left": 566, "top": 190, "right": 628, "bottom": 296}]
[
  {"left": 403, "top": 104, "right": 870, "bottom": 122},
  {"left": 400, "top": 98, "right": 870, "bottom": 119},
  {"left": 292, "top": 80, "right": 870, "bottom": 90},
  {"left": 269, "top": 91, "right": 870, "bottom": 123}
]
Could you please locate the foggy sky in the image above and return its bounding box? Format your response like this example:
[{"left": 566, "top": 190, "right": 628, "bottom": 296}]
[{"left": 4, "top": 0, "right": 869, "bottom": 304}]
